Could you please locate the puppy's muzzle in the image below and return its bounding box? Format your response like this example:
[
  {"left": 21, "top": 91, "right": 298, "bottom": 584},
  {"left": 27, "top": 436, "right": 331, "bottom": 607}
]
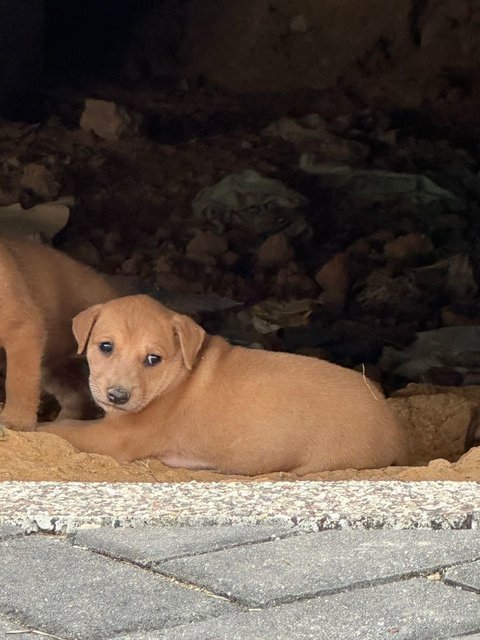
[{"left": 106, "top": 386, "right": 130, "bottom": 405}]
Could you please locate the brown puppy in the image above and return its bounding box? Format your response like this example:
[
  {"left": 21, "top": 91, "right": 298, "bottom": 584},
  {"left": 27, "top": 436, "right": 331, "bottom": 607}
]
[
  {"left": 0, "top": 234, "right": 118, "bottom": 434},
  {"left": 39, "top": 295, "right": 407, "bottom": 475}
]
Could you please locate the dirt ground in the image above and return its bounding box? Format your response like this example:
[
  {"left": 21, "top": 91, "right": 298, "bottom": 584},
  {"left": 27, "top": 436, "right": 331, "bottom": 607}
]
[{"left": 1, "top": 385, "right": 479, "bottom": 484}]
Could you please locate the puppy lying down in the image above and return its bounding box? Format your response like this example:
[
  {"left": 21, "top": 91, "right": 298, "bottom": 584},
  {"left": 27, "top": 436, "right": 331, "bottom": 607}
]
[{"left": 39, "top": 295, "right": 407, "bottom": 475}]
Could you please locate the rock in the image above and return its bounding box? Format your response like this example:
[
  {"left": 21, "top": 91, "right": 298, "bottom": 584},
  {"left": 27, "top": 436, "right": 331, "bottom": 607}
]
[
  {"left": 154, "top": 227, "right": 173, "bottom": 243},
  {"left": 20, "top": 163, "right": 60, "bottom": 205},
  {"left": 257, "top": 232, "right": 293, "bottom": 268},
  {"left": 192, "top": 170, "right": 310, "bottom": 238},
  {"left": 153, "top": 256, "right": 172, "bottom": 274},
  {"left": 221, "top": 251, "right": 239, "bottom": 268},
  {"left": 263, "top": 116, "right": 369, "bottom": 164},
  {"left": 103, "top": 231, "right": 122, "bottom": 253},
  {"left": 251, "top": 298, "right": 313, "bottom": 334},
  {"left": 0, "top": 197, "right": 72, "bottom": 239},
  {"left": 121, "top": 257, "right": 140, "bottom": 275},
  {"left": 79, "top": 98, "right": 143, "bottom": 142},
  {"left": 388, "top": 391, "right": 477, "bottom": 465},
  {"left": 384, "top": 233, "right": 434, "bottom": 260},
  {"left": 314, "top": 253, "right": 349, "bottom": 309},
  {"left": 414, "top": 255, "right": 478, "bottom": 301},
  {"left": 186, "top": 231, "right": 228, "bottom": 258},
  {"left": 376, "top": 129, "right": 397, "bottom": 146},
  {"left": 444, "top": 255, "right": 478, "bottom": 301},
  {"left": 356, "top": 269, "right": 422, "bottom": 315},
  {"left": 346, "top": 238, "right": 370, "bottom": 255},
  {"left": 369, "top": 229, "right": 395, "bottom": 245}
]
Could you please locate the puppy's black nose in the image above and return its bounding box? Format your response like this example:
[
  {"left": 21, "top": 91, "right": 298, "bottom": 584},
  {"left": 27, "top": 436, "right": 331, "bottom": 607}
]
[{"left": 106, "top": 386, "right": 130, "bottom": 405}]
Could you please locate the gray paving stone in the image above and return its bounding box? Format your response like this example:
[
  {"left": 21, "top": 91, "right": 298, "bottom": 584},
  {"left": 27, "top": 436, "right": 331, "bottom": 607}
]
[
  {"left": 157, "top": 530, "right": 480, "bottom": 607},
  {"left": 112, "top": 579, "right": 480, "bottom": 640},
  {"left": 0, "top": 614, "right": 40, "bottom": 640},
  {"left": 0, "top": 525, "right": 22, "bottom": 540},
  {"left": 0, "top": 535, "right": 234, "bottom": 639},
  {"left": 445, "top": 559, "right": 480, "bottom": 593},
  {"left": 73, "top": 524, "right": 294, "bottom": 565}
]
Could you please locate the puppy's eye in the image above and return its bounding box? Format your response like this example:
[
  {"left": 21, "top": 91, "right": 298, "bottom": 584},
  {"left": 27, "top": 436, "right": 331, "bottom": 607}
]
[
  {"left": 99, "top": 341, "right": 114, "bottom": 354},
  {"left": 144, "top": 354, "right": 162, "bottom": 367}
]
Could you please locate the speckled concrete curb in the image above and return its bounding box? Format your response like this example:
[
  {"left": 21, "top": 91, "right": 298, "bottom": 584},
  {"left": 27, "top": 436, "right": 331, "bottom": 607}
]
[{"left": 0, "top": 480, "right": 479, "bottom": 533}]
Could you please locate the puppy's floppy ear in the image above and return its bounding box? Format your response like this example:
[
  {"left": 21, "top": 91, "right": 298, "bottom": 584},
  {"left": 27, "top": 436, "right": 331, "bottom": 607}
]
[
  {"left": 72, "top": 304, "right": 103, "bottom": 354},
  {"left": 172, "top": 313, "right": 206, "bottom": 371}
]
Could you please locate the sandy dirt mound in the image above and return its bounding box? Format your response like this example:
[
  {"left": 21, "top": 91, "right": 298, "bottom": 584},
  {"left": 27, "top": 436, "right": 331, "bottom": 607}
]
[{"left": 1, "top": 384, "right": 479, "bottom": 484}]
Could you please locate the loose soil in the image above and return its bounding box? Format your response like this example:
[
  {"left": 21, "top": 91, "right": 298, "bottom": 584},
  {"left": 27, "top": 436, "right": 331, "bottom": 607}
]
[{"left": 2, "top": 386, "right": 479, "bottom": 483}]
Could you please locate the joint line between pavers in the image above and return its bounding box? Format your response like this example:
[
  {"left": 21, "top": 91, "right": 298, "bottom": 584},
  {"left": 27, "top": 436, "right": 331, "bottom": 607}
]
[
  {"left": 146, "top": 529, "right": 303, "bottom": 563},
  {"left": 266, "top": 558, "right": 480, "bottom": 610},
  {"left": 152, "top": 567, "right": 252, "bottom": 609},
  {"left": 69, "top": 529, "right": 303, "bottom": 567},
  {"left": 443, "top": 578, "right": 480, "bottom": 597},
  {"left": 154, "top": 558, "right": 480, "bottom": 612},
  {"left": 66, "top": 539, "right": 248, "bottom": 609}
]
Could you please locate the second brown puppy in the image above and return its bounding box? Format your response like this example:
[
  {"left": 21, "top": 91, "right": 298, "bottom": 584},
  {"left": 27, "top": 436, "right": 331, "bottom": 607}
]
[
  {"left": 39, "top": 295, "right": 407, "bottom": 475},
  {"left": 0, "top": 234, "right": 118, "bottom": 433}
]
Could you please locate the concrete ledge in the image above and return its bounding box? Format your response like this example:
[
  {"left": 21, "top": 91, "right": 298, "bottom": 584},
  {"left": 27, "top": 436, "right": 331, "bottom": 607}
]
[{"left": 0, "top": 480, "right": 479, "bottom": 532}]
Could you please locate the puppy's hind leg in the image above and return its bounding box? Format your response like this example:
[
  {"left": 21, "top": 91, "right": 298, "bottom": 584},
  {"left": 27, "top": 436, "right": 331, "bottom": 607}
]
[{"left": 0, "top": 318, "right": 46, "bottom": 432}]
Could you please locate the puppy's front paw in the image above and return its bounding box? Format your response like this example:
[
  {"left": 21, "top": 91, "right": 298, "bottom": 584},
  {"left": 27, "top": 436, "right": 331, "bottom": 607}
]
[
  {"left": 0, "top": 423, "right": 8, "bottom": 440},
  {"left": 0, "top": 409, "right": 37, "bottom": 433}
]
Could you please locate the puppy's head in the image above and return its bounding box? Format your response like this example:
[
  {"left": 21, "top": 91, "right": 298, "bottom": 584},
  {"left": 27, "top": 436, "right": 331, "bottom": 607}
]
[{"left": 73, "top": 295, "right": 206, "bottom": 414}]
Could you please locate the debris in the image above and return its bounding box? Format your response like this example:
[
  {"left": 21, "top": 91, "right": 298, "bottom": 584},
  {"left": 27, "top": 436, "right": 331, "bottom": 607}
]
[
  {"left": 356, "top": 270, "right": 422, "bottom": 315},
  {"left": 20, "top": 163, "right": 60, "bottom": 205},
  {"left": 384, "top": 233, "right": 434, "bottom": 261},
  {"left": 80, "top": 98, "right": 143, "bottom": 141},
  {"left": 389, "top": 388, "right": 478, "bottom": 464},
  {"left": 299, "top": 159, "right": 465, "bottom": 215},
  {"left": 185, "top": 230, "right": 229, "bottom": 259},
  {"left": 192, "top": 169, "right": 310, "bottom": 237},
  {"left": 257, "top": 232, "right": 293, "bottom": 268},
  {"left": 0, "top": 197, "right": 72, "bottom": 240},
  {"left": 380, "top": 326, "right": 480, "bottom": 382},
  {"left": 251, "top": 298, "right": 314, "bottom": 334},
  {"left": 263, "top": 115, "right": 369, "bottom": 164},
  {"left": 315, "top": 252, "right": 349, "bottom": 309},
  {"left": 413, "top": 254, "right": 478, "bottom": 301}
]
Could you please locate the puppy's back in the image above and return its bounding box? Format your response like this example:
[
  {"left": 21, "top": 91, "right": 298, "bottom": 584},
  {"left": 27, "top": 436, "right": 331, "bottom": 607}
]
[
  {"left": 197, "top": 340, "right": 407, "bottom": 473},
  {"left": 0, "top": 235, "right": 118, "bottom": 356},
  {"left": 1, "top": 234, "right": 116, "bottom": 314}
]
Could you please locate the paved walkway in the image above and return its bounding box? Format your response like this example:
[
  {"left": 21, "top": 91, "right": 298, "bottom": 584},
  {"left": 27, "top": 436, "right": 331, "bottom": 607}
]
[{"left": 0, "top": 481, "right": 479, "bottom": 639}]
